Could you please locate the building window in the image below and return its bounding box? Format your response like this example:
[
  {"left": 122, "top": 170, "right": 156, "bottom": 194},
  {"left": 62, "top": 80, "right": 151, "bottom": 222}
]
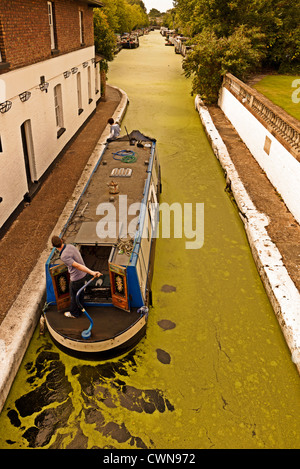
[
  {"left": 21, "top": 120, "right": 36, "bottom": 189},
  {"left": 54, "top": 84, "right": 65, "bottom": 137},
  {"left": 87, "top": 66, "right": 92, "bottom": 104},
  {"left": 77, "top": 72, "right": 83, "bottom": 115},
  {"left": 48, "top": 2, "right": 56, "bottom": 50},
  {"left": 79, "top": 11, "right": 84, "bottom": 44}
]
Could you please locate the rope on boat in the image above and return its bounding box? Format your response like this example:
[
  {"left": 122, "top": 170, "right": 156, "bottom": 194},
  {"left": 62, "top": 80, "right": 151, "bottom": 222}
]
[
  {"left": 112, "top": 150, "right": 137, "bottom": 163},
  {"left": 117, "top": 238, "right": 134, "bottom": 256}
]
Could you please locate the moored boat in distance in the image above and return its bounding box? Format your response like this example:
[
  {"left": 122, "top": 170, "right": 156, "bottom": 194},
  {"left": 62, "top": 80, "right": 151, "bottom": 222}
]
[
  {"left": 44, "top": 130, "right": 161, "bottom": 358},
  {"left": 121, "top": 33, "right": 140, "bottom": 49}
]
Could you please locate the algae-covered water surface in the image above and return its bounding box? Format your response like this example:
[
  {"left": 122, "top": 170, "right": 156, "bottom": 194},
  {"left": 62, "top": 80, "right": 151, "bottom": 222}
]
[{"left": 0, "top": 32, "right": 300, "bottom": 450}]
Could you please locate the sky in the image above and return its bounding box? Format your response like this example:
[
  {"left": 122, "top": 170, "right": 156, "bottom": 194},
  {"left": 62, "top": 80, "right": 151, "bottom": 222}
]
[{"left": 143, "top": 0, "right": 174, "bottom": 13}]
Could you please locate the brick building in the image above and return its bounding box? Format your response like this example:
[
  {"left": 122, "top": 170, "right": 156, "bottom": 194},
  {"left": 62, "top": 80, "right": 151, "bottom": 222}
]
[{"left": 0, "top": 0, "right": 103, "bottom": 229}]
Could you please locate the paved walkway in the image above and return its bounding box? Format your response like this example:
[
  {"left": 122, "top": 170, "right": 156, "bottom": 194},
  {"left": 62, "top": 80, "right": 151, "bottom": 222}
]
[{"left": 0, "top": 85, "right": 122, "bottom": 325}]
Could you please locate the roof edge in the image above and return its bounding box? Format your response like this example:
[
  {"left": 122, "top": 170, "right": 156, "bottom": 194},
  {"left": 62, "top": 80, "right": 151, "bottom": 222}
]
[{"left": 80, "top": 0, "right": 103, "bottom": 7}]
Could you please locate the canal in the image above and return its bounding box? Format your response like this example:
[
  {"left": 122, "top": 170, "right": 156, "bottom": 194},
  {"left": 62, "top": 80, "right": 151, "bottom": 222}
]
[{"left": 0, "top": 31, "right": 299, "bottom": 450}]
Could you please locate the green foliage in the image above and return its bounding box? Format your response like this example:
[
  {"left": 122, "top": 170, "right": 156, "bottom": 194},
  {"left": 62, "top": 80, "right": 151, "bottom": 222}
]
[
  {"left": 94, "top": 9, "right": 117, "bottom": 62},
  {"left": 162, "top": 9, "right": 177, "bottom": 29},
  {"left": 148, "top": 8, "right": 162, "bottom": 17},
  {"left": 100, "top": 0, "right": 149, "bottom": 34},
  {"left": 183, "top": 27, "right": 266, "bottom": 103},
  {"left": 174, "top": 0, "right": 300, "bottom": 102},
  {"left": 93, "top": 0, "right": 149, "bottom": 73},
  {"left": 127, "top": 0, "right": 147, "bottom": 13}
]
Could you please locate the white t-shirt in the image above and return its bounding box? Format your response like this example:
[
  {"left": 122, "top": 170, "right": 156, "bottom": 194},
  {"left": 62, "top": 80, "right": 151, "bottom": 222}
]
[{"left": 109, "top": 123, "right": 121, "bottom": 139}]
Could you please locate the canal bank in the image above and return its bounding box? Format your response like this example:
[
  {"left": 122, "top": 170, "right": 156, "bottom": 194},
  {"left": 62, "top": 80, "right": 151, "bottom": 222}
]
[{"left": 0, "top": 32, "right": 299, "bottom": 449}]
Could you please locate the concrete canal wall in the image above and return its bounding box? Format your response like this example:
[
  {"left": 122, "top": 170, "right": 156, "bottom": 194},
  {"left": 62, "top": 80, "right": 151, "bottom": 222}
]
[
  {"left": 218, "top": 74, "right": 300, "bottom": 225},
  {"left": 195, "top": 94, "right": 300, "bottom": 376},
  {"left": 0, "top": 87, "right": 129, "bottom": 414}
]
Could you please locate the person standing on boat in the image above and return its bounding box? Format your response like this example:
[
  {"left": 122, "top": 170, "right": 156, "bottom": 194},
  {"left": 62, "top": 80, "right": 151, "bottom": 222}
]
[
  {"left": 107, "top": 118, "right": 121, "bottom": 141},
  {"left": 51, "top": 236, "right": 102, "bottom": 319}
]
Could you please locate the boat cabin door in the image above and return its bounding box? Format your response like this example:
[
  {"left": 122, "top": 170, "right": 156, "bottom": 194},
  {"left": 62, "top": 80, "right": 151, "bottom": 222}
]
[
  {"left": 108, "top": 262, "right": 130, "bottom": 312},
  {"left": 49, "top": 264, "right": 70, "bottom": 311}
]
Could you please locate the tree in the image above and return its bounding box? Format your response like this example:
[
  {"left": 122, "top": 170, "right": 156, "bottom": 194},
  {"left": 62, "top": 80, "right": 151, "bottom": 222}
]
[
  {"left": 173, "top": 0, "right": 299, "bottom": 102},
  {"left": 149, "top": 8, "right": 162, "bottom": 17},
  {"left": 94, "top": 8, "right": 117, "bottom": 97},
  {"left": 174, "top": 0, "right": 300, "bottom": 73},
  {"left": 128, "top": 3, "right": 149, "bottom": 30},
  {"left": 127, "top": 0, "right": 147, "bottom": 13},
  {"left": 100, "top": 0, "right": 148, "bottom": 34},
  {"left": 94, "top": 8, "right": 117, "bottom": 62},
  {"left": 93, "top": 0, "right": 149, "bottom": 95},
  {"left": 162, "top": 9, "right": 177, "bottom": 29},
  {"left": 183, "top": 26, "right": 266, "bottom": 103}
]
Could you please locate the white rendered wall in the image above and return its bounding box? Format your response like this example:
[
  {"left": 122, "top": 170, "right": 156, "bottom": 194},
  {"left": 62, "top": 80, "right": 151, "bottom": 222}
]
[
  {"left": 0, "top": 46, "right": 100, "bottom": 228},
  {"left": 219, "top": 87, "right": 300, "bottom": 224}
]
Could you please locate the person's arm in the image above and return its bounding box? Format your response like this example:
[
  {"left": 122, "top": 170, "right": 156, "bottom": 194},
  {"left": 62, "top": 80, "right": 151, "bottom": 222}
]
[{"left": 72, "top": 261, "right": 102, "bottom": 278}]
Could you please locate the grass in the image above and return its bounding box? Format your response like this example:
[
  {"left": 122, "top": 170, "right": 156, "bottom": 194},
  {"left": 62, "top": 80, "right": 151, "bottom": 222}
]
[{"left": 253, "top": 75, "right": 300, "bottom": 121}]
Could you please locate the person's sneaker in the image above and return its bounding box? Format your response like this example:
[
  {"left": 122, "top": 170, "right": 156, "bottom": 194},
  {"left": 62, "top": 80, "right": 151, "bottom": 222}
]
[{"left": 64, "top": 312, "right": 77, "bottom": 318}]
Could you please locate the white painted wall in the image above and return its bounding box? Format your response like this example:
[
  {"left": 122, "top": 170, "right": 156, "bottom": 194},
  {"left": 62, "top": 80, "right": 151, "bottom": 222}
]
[
  {"left": 218, "top": 87, "right": 300, "bottom": 224},
  {"left": 0, "top": 46, "right": 101, "bottom": 229}
]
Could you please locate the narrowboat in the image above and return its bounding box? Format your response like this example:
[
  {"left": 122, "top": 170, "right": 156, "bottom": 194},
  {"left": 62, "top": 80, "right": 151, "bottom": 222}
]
[
  {"left": 121, "top": 33, "right": 139, "bottom": 49},
  {"left": 43, "top": 130, "right": 161, "bottom": 358}
]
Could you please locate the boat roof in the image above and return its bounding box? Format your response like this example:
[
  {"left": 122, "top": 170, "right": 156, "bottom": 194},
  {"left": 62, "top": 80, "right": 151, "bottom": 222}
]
[{"left": 61, "top": 130, "right": 155, "bottom": 247}]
